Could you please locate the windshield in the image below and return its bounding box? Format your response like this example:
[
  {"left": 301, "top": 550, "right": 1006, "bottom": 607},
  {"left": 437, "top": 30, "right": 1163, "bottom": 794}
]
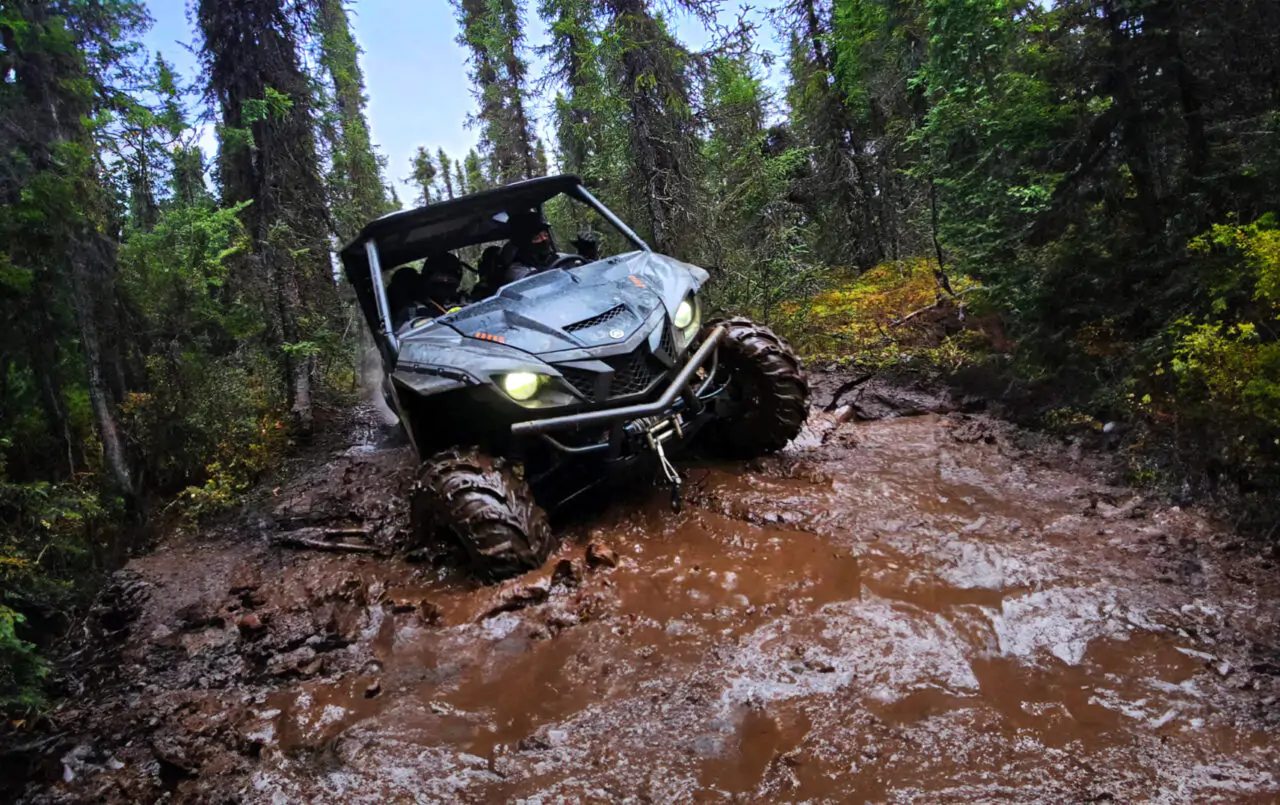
[{"left": 381, "top": 191, "right": 636, "bottom": 331}]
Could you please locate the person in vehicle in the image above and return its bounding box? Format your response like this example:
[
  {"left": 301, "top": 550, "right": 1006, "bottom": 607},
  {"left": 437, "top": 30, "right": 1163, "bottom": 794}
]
[
  {"left": 472, "top": 244, "right": 504, "bottom": 300},
  {"left": 387, "top": 253, "right": 465, "bottom": 328},
  {"left": 386, "top": 266, "right": 426, "bottom": 328},
  {"left": 420, "top": 252, "right": 465, "bottom": 313},
  {"left": 571, "top": 229, "right": 602, "bottom": 262},
  {"left": 501, "top": 213, "right": 558, "bottom": 285}
]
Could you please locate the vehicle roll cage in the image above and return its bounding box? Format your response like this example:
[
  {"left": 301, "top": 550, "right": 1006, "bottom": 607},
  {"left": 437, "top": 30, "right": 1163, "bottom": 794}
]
[{"left": 342, "top": 175, "right": 650, "bottom": 353}]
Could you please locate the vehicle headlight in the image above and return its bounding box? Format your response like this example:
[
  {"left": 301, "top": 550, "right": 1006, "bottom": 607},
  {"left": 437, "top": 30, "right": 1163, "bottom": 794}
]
[
  {"left": 674, "top": 298, "right": 696, "bottom": 330},
  {"left": 501, "top": 372, "right": 542, "bottom": 401},
  {"left": 674, "top": 294, "right": 701, "bottom": 346}
]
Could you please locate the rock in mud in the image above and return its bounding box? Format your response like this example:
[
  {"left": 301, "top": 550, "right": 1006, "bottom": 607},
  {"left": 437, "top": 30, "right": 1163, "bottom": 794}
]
[
  {"left": 803, "top": 656, "right": 837, "bottom": 674},
  {"left": 852, "top": 379, "right": 954, "bottom": 420},
  {"left": 586, "top": 542, "right": 618, "bottom": 569},
  {"left": 384, "top": 596, "right": 418, "bottom": 614},
  {"left": 551, "top": 558, "right": 583, "bottom": 588},
  {"left": 418, "top": 600, "right": 443, "bottom": 625},
  {"left": 479, "top": 578, "right": 552, "bottom": 621},
  {"left": 266, "top": 646, "right": 322, "bottom": 678},
  {"left": 236, "top": 612, "right": 265, "bottom": 637},
  {"left": 91, "top": 571, "right": 151, "bottom": 637},
  {"left": 950, "top": 416, "right": 998, "bottom": 444},
  {"left": 174, "top": 600, "right": 224, "bottom": 630}
]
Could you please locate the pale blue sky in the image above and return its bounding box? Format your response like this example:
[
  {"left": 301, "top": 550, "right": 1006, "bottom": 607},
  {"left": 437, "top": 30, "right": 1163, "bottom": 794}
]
[{"left": 142, "top": 0, "right": 781, "bottom": 206}]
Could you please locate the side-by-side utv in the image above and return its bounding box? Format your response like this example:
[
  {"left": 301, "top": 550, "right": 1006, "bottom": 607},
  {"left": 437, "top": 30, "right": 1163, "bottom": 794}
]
[{"left": 340, "top": 175, "right": 809, "bottom": 579}]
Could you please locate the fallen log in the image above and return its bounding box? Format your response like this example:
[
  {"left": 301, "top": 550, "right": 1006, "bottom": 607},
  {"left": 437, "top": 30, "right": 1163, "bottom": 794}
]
[{"left": 271, "top": 526, "right": 382, "bottom": 554}]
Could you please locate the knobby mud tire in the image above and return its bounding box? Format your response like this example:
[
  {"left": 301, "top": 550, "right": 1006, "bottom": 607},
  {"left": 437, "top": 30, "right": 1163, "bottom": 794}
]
[
  {"left": 413, "top": 448, "right": 554, "bottom": 581},
  {"left": 705, "top": 317, "right": 810, "bottom": 457}
]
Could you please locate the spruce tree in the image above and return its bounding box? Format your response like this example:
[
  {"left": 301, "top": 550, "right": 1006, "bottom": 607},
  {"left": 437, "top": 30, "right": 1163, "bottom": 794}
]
[
  {"left": 540, "top": 0, "right": 601, "bottom": 176},
  {"left": 455, "top": 0, "right": 539, "bottom": 183},
  {"left": 198, "top": 0, "right": 338, "bottom": 431},
  {"left": 315, "top": 0, "right": 391, "bottom": 238},
  {"left": 409, "top": 146, "right": 438, "bottom": 205},
  {"left": 0, "top": 0, "right": 147, "bottom": 497},
  {"left": 598, "top": 0, "right": 702, "bottom": 257},
  {"left": 437, "top": 149, "right": 457, "bottom": 199}
]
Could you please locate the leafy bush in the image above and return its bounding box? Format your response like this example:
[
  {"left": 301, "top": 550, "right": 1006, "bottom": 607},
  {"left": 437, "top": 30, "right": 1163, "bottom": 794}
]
[
  {"left": 115, "top": 201, "right": 296, "bottom": 515},
  {"left": 1133, "top": 215, "right": 1280, "bottom": 503},
  {"left": 1171, "top": 216, "right": 1280, "bottom": 425},
  {"left": 0, "top": 440, "right": 108, "bottom": 714},
  {"left": 0, "top": 605, "right": 47, "bottom": 712},
  {"left": 785, "top": 257, "right": 987, "bottom": 369}
]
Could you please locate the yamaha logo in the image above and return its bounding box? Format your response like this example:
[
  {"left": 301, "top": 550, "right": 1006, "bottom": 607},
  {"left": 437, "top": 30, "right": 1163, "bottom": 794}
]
[{"left": 609, "top": 328, "right": 626, "bottom": 340}]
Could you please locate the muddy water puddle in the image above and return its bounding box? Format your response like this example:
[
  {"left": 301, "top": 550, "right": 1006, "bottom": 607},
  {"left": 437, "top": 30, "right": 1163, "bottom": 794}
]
[{"left": 48, "top": 414, "right": 1280, "bottom": 803}]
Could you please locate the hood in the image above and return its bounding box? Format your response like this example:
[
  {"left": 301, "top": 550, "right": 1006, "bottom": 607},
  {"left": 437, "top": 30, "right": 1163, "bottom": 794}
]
[{"left": 413, "top": 251, "right": 707, "bottom": 358}]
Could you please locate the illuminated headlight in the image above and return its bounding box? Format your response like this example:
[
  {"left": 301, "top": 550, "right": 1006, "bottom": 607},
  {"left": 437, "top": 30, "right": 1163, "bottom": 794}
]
[
  {"left": 674, "top": 298, "right": 695, "bottom": 329},
  {"left": 674, "top": 294, "right": 701, "bottom": 345},
  {"left": 501, "top": 372, "right": 542, "bottom": 401}
]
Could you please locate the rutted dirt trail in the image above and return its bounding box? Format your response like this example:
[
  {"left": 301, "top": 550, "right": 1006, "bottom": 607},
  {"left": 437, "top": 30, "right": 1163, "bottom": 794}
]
[{"left": 16, "top": 392, "right": 1280, "bottom": 803}]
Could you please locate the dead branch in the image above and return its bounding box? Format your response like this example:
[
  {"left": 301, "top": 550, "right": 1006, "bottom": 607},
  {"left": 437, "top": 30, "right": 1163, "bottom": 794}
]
[
  {"left": 890, "top": 303, "right": 940, "bottom": 328},
  {"left": 272, "top": 525, "right": 380, "bottom": 554},
  {"left": 890, "top": 286, "right": 987, "bottom": 328},
  {"left": 824, "top": 373, "right": 875, "bottom": 412},
  {"left": 273, "top": 535, "right": 382, "bottom": 554}
]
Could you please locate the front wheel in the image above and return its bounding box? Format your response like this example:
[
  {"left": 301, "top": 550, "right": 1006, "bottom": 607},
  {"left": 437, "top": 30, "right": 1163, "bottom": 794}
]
[
  {"left": 703, "top": 318, "right": 810, "bottom": 457},
  {"left": 412, "top": 448, "right": 554, "bottom": 581}
]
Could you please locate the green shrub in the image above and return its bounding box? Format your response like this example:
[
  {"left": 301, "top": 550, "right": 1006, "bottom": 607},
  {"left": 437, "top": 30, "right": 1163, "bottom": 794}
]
[
  {"left": 0, "top": 605, "right": 47, "bottom": 713},
  {"left": 0, "top": 440, "right": 107, "bottom": 714}
]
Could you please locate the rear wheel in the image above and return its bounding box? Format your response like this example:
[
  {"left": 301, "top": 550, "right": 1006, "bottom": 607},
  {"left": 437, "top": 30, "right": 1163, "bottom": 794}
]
[
  {"left": 704, "top": 318, "right": 809, "bottom": 457},
  {"left": 413, "top": 447, "right": 554, "bottom": 580}
]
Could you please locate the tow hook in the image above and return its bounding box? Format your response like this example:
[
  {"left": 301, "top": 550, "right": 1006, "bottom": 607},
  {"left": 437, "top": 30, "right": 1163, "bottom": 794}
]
[{"left": 646, "top": 416, "right": 684, "bottom": 512}]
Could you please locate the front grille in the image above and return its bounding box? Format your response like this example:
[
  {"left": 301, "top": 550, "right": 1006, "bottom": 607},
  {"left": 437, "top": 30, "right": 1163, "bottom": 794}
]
[
  {"left": 607, "top": 351, "right": 662, "bottom": 396},
  {"left": 657, "top": 322, "right": 675, "bottom": 360},
  {"left": 565, "top": 304, "right": 628, "bottom": 333},
  {"left": 555, "top": 347, "right": 669, "bottom": 403},
  {"left": 558, "top": 366, "right": 599, "bottom": 402}
]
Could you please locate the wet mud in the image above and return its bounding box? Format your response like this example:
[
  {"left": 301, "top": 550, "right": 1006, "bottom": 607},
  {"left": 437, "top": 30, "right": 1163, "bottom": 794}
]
[{"left": 12, "top": 394, "right": 1280, "bottom": 803}]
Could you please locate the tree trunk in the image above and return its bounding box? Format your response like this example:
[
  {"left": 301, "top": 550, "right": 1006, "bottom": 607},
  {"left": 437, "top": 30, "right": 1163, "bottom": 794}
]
[
  {"left": 1103, "top": 1, "right": 1163, "bottom": 236},
  {"left": 70, "top": 231, "right": 136, "bottom": 502},
  {"left": 24, "top": 307, "right": 80, "bottom": 476}
]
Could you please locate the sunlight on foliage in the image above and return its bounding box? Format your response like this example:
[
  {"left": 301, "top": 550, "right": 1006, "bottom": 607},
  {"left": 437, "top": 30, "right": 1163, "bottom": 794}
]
[
  {"left": 1169, "top": 217, "right": 1280, "bottom": 431},
  {"left": 783, "top": 257, "right": 988, "bottom": 370}
]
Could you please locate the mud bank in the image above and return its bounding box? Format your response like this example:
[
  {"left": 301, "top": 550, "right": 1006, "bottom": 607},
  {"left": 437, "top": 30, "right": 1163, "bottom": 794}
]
[{"left": 8, "top": 398, "right": 1280, "bottom": 803}]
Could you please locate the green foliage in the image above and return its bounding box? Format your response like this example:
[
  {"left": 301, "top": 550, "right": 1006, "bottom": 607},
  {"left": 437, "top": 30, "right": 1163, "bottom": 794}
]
[
  {"left": 0, "top": 606, "right": 48, "bottom": 713},
  {"left": 1168, "top": 217, "right": 1280, "bottom": 433},
  {"left": 314, "top": 0, "right": 392, "bottom": 238},
  {"left": 1, "top": 0, "right": 369, "bottom": 709},
  {"left": 242, "top": 86, "right": 295, "bottom": 124},
  {"left": 791, "top": 257, "right": 987, "bottom": 370},
  {"left": 0, "top": 438, "right": 106, "bottom": 714}
]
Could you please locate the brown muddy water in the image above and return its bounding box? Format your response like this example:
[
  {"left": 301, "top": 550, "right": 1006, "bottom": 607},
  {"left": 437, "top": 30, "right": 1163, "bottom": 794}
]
[{"left": 14, "top": 402, "right": 1280, "bottom": 804}]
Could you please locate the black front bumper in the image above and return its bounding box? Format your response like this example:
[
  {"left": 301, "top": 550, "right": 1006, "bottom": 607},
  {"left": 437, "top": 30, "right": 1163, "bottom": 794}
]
[
  {"left": 514, "top": 326, "right": 725, "bottom": 510},
  {"left": 510, "top": 325, "right": 724, "bottom": 441}
]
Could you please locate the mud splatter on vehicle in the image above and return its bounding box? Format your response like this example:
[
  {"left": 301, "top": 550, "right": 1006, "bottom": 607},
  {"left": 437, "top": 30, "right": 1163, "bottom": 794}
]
[{"left": 8, "top": 393, "right": 1280, "bottom": 804}]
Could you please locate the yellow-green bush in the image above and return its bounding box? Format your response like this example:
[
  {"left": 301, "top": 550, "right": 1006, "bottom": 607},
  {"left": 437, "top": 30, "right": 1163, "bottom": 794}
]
[
  {"left": 1170, "top": 217, "right": 1280, "bottom": 427},
  {"left": 783, "top": 257, "right": 987, "bottom": 368}
]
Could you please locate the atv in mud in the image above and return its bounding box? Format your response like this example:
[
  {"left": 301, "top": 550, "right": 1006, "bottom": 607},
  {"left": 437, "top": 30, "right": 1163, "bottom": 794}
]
[{"left": 340, "top": 175, "right": 809, "bottom": 579}]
